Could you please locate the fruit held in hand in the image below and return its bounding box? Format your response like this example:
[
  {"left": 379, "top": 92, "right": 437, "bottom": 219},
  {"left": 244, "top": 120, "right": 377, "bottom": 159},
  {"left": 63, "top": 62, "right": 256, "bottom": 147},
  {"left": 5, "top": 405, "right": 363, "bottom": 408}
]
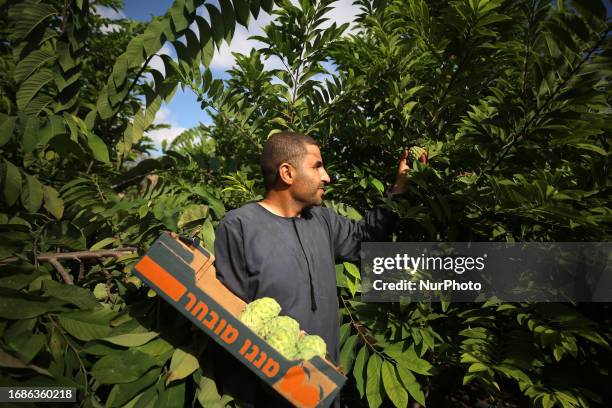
[
  {"left": 408, "top": 146, "right": 428, "bottom": 165},
  {"left": 296, "top": 335, "right": 327, "bottom": 360},
  {"left": 239, "top": 297, "right": 281, "bottom": 336}
]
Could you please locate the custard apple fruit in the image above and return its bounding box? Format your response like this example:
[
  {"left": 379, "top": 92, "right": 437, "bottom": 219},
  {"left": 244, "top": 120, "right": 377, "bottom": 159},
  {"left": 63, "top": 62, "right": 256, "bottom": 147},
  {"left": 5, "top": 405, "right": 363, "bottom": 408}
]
[
  {"left": 408, "top": 146, "right": 427, "bottom": 164},
  {"left": 239, "top": 297, "right": 281, "bottom": 337},
  {"left": 296, "top": 335, "right": 327, "bottom": 360},
  {"left": 264, "top": 316, "right": 300, "bottom": 359}
]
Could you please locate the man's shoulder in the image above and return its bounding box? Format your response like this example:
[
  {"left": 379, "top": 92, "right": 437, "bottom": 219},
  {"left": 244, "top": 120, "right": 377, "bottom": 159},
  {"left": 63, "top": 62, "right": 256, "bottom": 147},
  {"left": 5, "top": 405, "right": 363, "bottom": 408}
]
[{"left": 219, "top": 202, "right": 261, "bottom": 225}]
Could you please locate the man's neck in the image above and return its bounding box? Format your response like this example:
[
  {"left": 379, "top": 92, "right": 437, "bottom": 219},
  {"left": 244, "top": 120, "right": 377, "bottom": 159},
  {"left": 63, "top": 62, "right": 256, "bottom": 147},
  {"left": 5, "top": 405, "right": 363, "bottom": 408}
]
[{"left": 259, "top": 192, "right": 304, "bottom": 218}]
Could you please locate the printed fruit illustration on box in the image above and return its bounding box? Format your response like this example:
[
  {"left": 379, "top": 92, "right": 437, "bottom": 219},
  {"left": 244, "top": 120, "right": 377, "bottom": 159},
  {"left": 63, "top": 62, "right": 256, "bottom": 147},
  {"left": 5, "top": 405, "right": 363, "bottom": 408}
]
[{"left": 239, "top": 297, "right": 328, "bottom": 361}]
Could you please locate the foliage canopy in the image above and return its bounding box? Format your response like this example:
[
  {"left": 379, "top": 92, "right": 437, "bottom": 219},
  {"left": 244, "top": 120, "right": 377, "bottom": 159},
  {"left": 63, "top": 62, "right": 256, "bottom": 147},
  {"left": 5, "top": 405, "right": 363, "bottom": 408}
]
[{"left": 0, "top": 0, "right": 610, "bottom": 407}]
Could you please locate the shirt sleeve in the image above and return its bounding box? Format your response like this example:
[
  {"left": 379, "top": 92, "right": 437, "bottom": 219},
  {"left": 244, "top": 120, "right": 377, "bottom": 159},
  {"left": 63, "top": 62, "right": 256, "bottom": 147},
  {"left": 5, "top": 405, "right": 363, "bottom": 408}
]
[
  {"left": 322, "top": 206, "right": 398, "bottom": 262},
  {"left": 213, "top": 216, "right": 250, "bottom": 302}
]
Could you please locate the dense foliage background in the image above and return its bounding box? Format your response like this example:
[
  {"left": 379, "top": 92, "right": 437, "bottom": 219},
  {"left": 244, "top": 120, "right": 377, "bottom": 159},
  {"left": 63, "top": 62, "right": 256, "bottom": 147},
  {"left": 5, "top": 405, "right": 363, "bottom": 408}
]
[{"left": 1, "top": 0, "right": 610, "bottom": 407}]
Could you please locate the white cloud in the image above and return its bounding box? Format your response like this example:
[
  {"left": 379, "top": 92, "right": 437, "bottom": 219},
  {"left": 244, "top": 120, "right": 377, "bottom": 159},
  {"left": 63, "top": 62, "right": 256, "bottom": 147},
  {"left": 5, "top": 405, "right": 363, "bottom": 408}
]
[
  {"left": 321, "top": 0, "right": 361, "bottom": 32},
  {"left": 205, "top": 0, "right": 360, "bottom": 71},
  {"left": 147, "top": 106, "right": 186, "bottom": 153},
  {"left": 94, "top": 5, "right": 127, "bottom": 20},
  {"left": 148, "top": 43, "right": 176, "bottom": 77}
]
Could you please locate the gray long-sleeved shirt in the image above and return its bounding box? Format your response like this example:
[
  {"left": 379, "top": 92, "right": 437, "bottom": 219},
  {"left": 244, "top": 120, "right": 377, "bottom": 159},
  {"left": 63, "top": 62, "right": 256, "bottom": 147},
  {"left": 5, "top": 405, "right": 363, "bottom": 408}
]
[{"left": 214, "top": 202, "right": 398, "bottom": 362}]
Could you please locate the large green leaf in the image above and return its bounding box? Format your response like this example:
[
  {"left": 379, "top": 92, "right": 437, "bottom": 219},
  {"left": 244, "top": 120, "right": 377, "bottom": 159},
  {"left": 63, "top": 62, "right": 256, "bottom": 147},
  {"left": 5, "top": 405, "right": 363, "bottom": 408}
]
[
  {"left": 101, "top": 320, "right": 159, "bottom": 347},
  {"left": 366, "top": 354, "right": 383, "bottom": 408},
  {"left": 0, "top": 115, "right": 17, "bottom": 147},
  {"left": 382, "top": 360, "right": 409, "bottom": 408},
  {"left": 42, "top": 280, "right": 98, "bottom": 309},
  {"left": 339, "top": 334, "right": 359, "bottom": 373},
  {"left": 9, "top": 3, "right": 58, "bottom": 41},
  {"left": 353, "top": 345, "right": 369, "bottom": 397},
  {"left": 232, "top": 0, "right": 250, "bottom": 26},
  {"left": 16, "top": 69, "right": 54, "bottom": 111},
  {"left": 0, "top": 288, "right": 67, "bottom": 319},
  {"left": 85, "top": 131, "right": 110, "bottom": 163},
  {"left": 155, "top": 381, "right": 185, "bottom": 407},
  {"left": 385, "top": 344, "right": 434, "bottom": 375},
  {"left": 22, "top": 115, "right": 40, "bottom": 154},
  {"left": 21, "top": 174, "right": 44, "bottom": 213},
  {"left": 106, "top": 368, "right": 160, "bottom": 407},
  {"left": 15, "top": 49, "right": 56, "bottom": 82},
  {"left": 2, "top": 159, "right": 22, "bottom": 206},
  {"left": 43, "top": 185, "right": 64, "bottom": 219},
  {"left": 166, "top": 348, "right": 199, "bottom": 384},
  {"left": 58, "top": 308, "right": 116, "bottom": 341},
  {"left": 91, "top": 349, "right": 158, "bottom": 384}
]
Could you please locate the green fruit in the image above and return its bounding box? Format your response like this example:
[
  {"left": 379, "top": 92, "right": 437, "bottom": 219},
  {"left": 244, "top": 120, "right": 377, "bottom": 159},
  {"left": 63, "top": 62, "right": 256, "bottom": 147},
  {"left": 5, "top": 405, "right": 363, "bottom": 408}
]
[
  {"left": 296, "top": 335, "right": 327, "bottom": 360},
  {"left": 239, "top": 297, "right": 281, "bottom": 337},
  {"left": 264, "top": 316, "right": 300, "bottom": 359},
  {"left": 408, "top": 146, "right": 426, "bottom": 164}
]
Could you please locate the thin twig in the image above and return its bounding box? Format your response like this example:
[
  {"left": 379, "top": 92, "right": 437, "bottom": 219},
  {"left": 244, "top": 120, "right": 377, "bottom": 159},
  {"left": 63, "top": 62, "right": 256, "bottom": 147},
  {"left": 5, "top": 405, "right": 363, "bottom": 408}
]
[
  {"left": 48, "top": 258, "right": 74, "bottom": 285},
  {"left": 340, "top": 296, "right": 386, "bottom": 359}
]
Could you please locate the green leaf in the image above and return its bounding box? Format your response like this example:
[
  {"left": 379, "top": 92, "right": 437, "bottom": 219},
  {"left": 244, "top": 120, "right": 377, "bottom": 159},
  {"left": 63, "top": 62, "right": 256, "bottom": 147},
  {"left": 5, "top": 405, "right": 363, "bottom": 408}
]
[
  {"left": 85, "top": 131, "right": 110, "bottom": 163},
  {"left": 16, "top": 69, "right": 54, "bottom": 111},
  {"left": 10, "top": 3, "right": 57, "bottom": 41},
  {"left": 382, "top": 360, "right": 409, "bottom": 408},
  {"left": 21, "top": 174, "right": 43, "bottom": 213},
  {"left": 166, "top": 348, "right": 199, "bottom": 384},
  {"left": 15, "top": 49, "right": 55, "bottom": 82},
  {"left": 58, "top": 308, "right": 116, "bottom": 341},
  {"left": 0, "top": 115, "right": 17, "bottom": 147},
  {"left": 22, "top": 115, "right": 40, "bottom": 154},
  {"left": 218, "top": 0, "right": 236, "bottom": 39},
  {"left": 191, "top": 186, "right": 225, "bottom": 218},
  {"left": 232, "top": 0, "right": 250, "bottom": 26},
  {"left": 178, "top": 204, "right": 209, "bottom": 228},
  {"left": 385, "top": 344, "right": 433, "bottom": 375},
  {"left": 156, "top": 381, "right": 185, "bottom": 407},
  {"left": 6, "top": 332, "right": 46, "bottom": 364},
  {"left": 343, "top": 262, "right": 360, "bottom": 279},
  {"left": 106, "top": 368, "right": 160, "bottom": 408},
  {"left": 0, "top": 350, "right": 52, "bottom": 377},
  {"left": 339, "top": 335, "right": 359, "bottom": 373},
  {"left": 42, "top": 185, "right": 64, "bottom": 219},
  {"left": 91, "top": 349, "right": 158, "bottom": 384},
  {"left": 366, "top": 354, "right": 383, "bottom": 408},
  {"left": 395, "top": 363, "right": 426, "bottom": 405},
  {"left": 205, "top": 4, "right": 225, "bottom": 49},
  {"left": 103, "top": 331, "right": 160, "bottom": 348},
  {"left": 42, "top": 280, "right": 99, "bottom": 309},
  {"left": 353, "top": 346, "right": 369, "bottom": 397},
  {"left": 0, "top": 288, "right": 67, "bottom": 319},
  {"left": 570, "top": 143, "right": 607, "bottom": 156},
  {"left": 2, "top": 159, "right": 22, "bottom": 206},
  {"left": 197, "top": 369, "right": 222, "bottom": 407}
]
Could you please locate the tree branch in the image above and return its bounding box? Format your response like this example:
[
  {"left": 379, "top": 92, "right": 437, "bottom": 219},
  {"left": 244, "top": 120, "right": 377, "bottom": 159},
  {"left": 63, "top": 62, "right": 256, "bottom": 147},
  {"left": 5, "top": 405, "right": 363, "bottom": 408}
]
[
  {"left": 48, "top": 258, "right": 73, "bottom": 285},
  {"left": 0, "top": 248, "right": 138, "bottom": 265}
]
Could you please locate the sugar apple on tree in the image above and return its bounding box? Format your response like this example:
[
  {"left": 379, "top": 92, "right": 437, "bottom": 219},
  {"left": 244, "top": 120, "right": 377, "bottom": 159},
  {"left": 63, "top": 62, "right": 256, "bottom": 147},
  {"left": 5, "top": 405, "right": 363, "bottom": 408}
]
[
  {"left": 264, "top": 316, "right": 300, "bottom": 359},
  {"left": 296, "top": 335, "right": 327, "bottom": 360},
  {"left": 408, "top": 146, "right": 428, "bottom": 165},
  {"left": 238, "top": 297, "right": 281, "bottom": 337}
]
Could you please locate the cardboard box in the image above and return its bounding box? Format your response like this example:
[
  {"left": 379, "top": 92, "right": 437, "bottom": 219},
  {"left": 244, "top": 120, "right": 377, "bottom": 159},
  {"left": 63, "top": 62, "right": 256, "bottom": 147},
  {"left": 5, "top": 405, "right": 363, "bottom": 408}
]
[{"left": 132, "top": 232, "right": 346, "bottom": 408}]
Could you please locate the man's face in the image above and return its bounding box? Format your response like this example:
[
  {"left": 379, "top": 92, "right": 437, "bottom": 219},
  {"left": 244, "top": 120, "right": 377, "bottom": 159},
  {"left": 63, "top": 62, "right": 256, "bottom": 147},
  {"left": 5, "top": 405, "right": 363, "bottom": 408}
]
[{"left": 290, "top": 144, "right": 331, "bottom": 207}]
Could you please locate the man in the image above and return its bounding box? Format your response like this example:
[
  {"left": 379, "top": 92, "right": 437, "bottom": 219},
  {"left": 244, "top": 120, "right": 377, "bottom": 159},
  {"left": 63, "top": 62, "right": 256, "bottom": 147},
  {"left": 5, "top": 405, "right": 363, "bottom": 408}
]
[{"left": 213, "top": 131, "right": 420, "bottom": 406}]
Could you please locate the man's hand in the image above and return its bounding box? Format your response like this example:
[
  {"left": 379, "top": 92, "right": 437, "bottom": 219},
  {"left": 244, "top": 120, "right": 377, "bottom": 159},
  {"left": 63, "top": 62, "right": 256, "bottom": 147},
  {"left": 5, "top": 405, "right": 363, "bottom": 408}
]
[{"left": 388, "top": 147, "right": 428, "bottom": 195}]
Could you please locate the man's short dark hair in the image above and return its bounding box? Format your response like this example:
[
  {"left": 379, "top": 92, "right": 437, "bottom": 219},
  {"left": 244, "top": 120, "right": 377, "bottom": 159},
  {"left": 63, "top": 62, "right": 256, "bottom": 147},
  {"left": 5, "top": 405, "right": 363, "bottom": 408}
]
[{"left": 261, "top": 131, "right": 318, "bottom": 190}]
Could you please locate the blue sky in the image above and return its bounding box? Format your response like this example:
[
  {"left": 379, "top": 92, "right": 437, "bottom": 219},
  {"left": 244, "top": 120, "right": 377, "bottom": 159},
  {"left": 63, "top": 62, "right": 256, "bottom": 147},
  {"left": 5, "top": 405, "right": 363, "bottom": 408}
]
[{"left": 95, "top": 0, "right": 359, "bottom": 153}]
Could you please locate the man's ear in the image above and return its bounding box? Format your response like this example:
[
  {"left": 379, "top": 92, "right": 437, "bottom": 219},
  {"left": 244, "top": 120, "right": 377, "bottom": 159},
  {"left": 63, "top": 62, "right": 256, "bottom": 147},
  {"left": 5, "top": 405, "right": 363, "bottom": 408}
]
[{"left": 278, "top": 163, "right": 295, "bottom": 185}]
